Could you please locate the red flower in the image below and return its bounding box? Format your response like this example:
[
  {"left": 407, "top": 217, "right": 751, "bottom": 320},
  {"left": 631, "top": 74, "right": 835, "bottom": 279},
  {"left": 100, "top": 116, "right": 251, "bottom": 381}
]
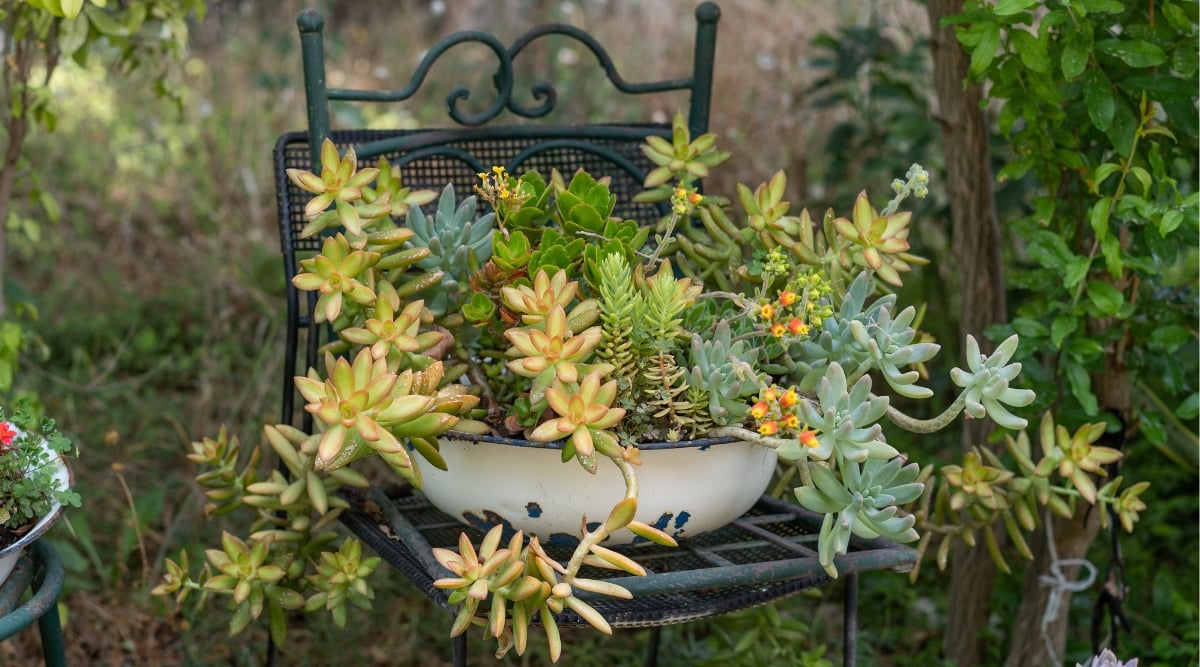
[{"left": 0, "top": 422, "right": 15, "bottom": 446}]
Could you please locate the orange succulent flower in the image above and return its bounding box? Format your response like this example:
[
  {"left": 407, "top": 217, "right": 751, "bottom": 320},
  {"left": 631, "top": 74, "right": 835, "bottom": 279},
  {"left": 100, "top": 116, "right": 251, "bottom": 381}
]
[{"left": 787, "top": 318, "right": 809, "bottom": 336}]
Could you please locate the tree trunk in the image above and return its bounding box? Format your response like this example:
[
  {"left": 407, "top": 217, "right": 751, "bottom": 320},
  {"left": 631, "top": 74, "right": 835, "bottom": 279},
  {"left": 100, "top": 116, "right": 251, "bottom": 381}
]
[
  {"left": 926, "top": 2, "right": 1008, "bottom": 665},
  {"left": 1005, "top": 313, "right": 1130, "bottom": 665},
  {"left": 1004, "top": 510, "right": 1103, "bottom": 667}
]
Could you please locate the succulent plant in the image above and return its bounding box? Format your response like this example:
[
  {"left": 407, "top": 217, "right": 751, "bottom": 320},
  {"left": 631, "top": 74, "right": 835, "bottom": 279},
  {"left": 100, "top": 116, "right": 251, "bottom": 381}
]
[
  {"left": 832, "top": 190, "right": 921, "bottom": 287},
  {"left": 292, "top": 233, "right": 380, "bottom": 324},
  {"left": 286, "top": 139, "right": 390, "bottom": 238},
  {"left": 791, "top": 362, "right": 895, "bottom": 463},
  {"left": 639, "top": 111, "right": 731, "bottom": 190},
  {"left": 407, "top": 183, "right": 495, "bottom": 316},
  {"left": 360, "top": 155, "right": 437, "bottom": 220},
  {"left": 685, "top": 321, "right": 766, "bottom": 426},
  {"left": 848, "top": 302, "right": 940, "bottom": 399},
  {"left": 950, "top": 334, "right": 1037, "bottom": 431},
  {"left": 795, "top": 456, "right": 922, "bottom": 577},
  {"left": 528, "top": 371, "right": 626, "bottom": 473},
  {"left": 1077, "top": 648, "right": 1139, "bottom": 667}
]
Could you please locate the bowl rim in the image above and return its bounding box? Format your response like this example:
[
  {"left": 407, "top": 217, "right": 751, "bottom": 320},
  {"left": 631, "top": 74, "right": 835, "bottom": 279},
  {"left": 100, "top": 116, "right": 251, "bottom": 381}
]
[{"left": 442, "top": 431, "right": 741, "bottom": 451}]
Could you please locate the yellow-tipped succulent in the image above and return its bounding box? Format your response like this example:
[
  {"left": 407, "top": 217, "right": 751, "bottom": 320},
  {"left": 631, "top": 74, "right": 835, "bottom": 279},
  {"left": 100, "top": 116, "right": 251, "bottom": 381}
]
[
  {"left": 529, "top": 371, "right": 626, "bottom": 472},
  {"left": 833, "top": 191, "right": 926, "bottom": 287},
  {"left": 503, "top": 304, "right": 606, "bottom": 395},
  {"left": 292, "top": 233, "right": 380, "bottom": 323}
]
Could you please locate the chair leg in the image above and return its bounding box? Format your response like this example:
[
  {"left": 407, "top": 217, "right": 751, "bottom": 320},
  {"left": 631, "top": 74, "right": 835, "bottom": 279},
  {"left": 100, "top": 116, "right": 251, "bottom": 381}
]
[
  {"left": 644, "top": 625, "right": 662, "bottom": 667},
  {"left": 36, "top": 602, "right": 66, "bottom": 667},
  {"left": 843, "top": 572, "right": 859, "bottom": 667},
  {"left": 452, "top": 631, "right": 467, "bottom": 667}
]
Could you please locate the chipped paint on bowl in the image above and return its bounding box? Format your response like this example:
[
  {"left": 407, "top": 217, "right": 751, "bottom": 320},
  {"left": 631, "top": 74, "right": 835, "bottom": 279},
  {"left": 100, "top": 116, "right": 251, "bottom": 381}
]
[{"left": 418, "top": 434, "right": 776, "bottom": 546}]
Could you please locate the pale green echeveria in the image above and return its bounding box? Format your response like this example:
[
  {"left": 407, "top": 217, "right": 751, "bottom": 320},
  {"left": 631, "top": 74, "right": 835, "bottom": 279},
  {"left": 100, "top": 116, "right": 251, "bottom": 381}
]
[
  {"left": 686, "top": 321, "right": 765, "bottom": 426},
  {"left": 795, "top": 456, "right": 922, "bottom": 577},
  {"left": 848, "top": 304, "right": 939, "bottom": 399},
  {"left": 790, "top": 362, "right": 894, "bottom": 463},
  {"left": 950, "top": 334, "right": 1035, "bottom": 431},
  {"left": 407, "top": 183, "right": 494, "bottom": 316}
]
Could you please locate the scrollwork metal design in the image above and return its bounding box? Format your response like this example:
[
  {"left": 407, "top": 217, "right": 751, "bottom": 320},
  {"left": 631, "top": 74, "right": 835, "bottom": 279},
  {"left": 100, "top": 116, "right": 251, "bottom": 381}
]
[{"left": 325, "top": 23, "right": 696, "bottom": 127}]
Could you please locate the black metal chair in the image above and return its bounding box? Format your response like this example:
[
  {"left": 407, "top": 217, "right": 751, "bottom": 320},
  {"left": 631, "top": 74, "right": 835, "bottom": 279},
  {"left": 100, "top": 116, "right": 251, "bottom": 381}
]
[
  {"left": 271, "top": 5, "right": 915, "bottom": 665},
  {"left": 274, "top": 4, "right": 719, "bottom": 432}
]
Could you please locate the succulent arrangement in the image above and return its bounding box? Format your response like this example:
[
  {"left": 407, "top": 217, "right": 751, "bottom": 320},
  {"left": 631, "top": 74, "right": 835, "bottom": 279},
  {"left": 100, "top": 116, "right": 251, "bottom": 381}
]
[{"left": 156, "top": 114, "right": 1148, "bottom": 661}]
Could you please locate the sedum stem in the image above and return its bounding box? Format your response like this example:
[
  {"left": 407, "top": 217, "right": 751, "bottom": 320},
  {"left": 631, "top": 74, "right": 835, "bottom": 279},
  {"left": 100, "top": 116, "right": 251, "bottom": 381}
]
[{"left": 885, "top": 392, "right": 968, "bottom": 433}]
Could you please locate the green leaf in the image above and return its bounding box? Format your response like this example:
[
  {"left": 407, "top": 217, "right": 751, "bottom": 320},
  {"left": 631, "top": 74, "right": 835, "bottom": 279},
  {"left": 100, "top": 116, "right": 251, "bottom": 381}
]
[
  {"left": 61, "top": 0, "right": 84, "bottom": 19},
  {"left": 1096, "top": 39, "right": 1167, "bottom": 68},
  {"left": 1064, "top": 256, "right": 1090, "bottom": 288},
  {"left": 1100, "top": 233, "right": 1124, "bottom": 275},
  {"left": 1176, "top": 392, "right": 1199, "bottom": 420},
  {"left": 1086, "top": 280, "right": 1124, "bottom": 316},
  {"left": 969, "top": 23, "right": 1002, "bottom": 76},
  {"left": 1128, "top": 166, "right": 1152, "bottom": 195},
  {"left": 1061, "top": 39, "right": 1089, "bottom": 80},
  {"left": 1065, "top": 362, "right": 1099, "bottom": 415},
  {"left": 1083, "top": 70, "right": 1116, "bottom": 131},
  {"left": 1075, "top": 0, "right": 1125, "bottom": 12},
  {"left": 1148, "top": 324, "right": 1190, "bottom": 352},
  {"left": 1051, "top": 315, "right": 1077, "bottom": 349},
  {"left": 1093, "top": 163, "right": 1121, "bottom": 191},
  {"left": 1107, "top": 98, "right": 1138, "bottom": 158},
  {"left": 994, "top": 0, "right": 1038, "bottom": 14},
  {"left": 1119, "top": 75, "right": 1199, "bottom": 103},
  {"left": 1089, "top": 197, "right": 1112, "bottom": 241},
  {"left": 1159, "top": 210, "right": 1185, "bottom": 236},
  {"left": 1138, "top": 409, "right": 1167, "bottom": 445},
  {"left": 1012, "top": 317, "right": 1049, "bottom": 339},
  {"left": 1011, "top": 29, "right": 1051, "bottom": 73}
]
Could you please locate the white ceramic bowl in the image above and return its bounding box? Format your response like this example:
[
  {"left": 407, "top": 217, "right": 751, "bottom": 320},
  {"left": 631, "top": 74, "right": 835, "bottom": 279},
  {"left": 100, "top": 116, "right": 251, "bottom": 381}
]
[{"left": 418, "top": 435, "right": 777, "bottom": 546}]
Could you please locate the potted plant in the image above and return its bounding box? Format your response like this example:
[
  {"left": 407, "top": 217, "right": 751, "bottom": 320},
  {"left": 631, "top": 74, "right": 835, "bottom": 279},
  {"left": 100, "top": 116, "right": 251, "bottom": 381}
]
[
  {"left": 0, "top": 402, "right": 78, "bottom": 586},
  {"left": 156, "top": 114, "right": 1045, "bottom": 659}
]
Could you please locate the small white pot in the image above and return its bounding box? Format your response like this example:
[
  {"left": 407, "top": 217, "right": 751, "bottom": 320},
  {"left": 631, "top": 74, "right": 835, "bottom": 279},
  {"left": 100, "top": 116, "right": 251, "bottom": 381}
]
[
  {"left": 0, "top": 443, "right": 72, "bottom": 585},
  {"left": 419, "top": 434, "right": 777, "bottom": 546}
]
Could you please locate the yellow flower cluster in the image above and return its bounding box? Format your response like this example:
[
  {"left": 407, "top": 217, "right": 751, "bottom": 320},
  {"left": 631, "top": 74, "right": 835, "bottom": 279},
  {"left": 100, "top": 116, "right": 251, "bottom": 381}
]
[
  {"left": 670, "top": 185, "right": 703, "bottom": 215},
  {"left": 749, "top": 385, "right": 819, "bottom": 448},
  {"left": 475, "top": 166, "right": 529, "bottom": 219},
  {"left": 753, "top": 271, "right": 834, "bottom": 340}
]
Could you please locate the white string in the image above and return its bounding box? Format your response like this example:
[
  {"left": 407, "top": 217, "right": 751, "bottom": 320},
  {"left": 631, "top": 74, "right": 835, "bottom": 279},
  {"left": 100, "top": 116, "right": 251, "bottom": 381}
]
[{"left": 1039, "top": 509, "right": 1098, "bottom": 666}]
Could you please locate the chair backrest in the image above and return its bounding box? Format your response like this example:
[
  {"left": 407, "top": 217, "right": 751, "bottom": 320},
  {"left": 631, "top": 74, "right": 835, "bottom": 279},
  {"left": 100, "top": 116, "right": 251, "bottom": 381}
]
[{"left": 273, "top": 4, "right": 721, "bottom": 425}]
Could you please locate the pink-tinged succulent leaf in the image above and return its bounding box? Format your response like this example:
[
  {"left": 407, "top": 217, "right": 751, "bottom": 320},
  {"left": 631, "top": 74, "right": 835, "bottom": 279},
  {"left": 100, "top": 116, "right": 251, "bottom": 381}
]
[
  {"left": 316, "top": 424, "right": 348, "bottom": 465},
  {"left": 528, "top": 420, "right": 566, "bottom": 442},
  {"left": 589, "top": 408, "right": 626, "bottom": 431},
  {"left": 572, "top": 426, "right": 595, "bottom": 457},
  {"left": 544, "top": 386, "right": 570, "bottom": 417}
]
